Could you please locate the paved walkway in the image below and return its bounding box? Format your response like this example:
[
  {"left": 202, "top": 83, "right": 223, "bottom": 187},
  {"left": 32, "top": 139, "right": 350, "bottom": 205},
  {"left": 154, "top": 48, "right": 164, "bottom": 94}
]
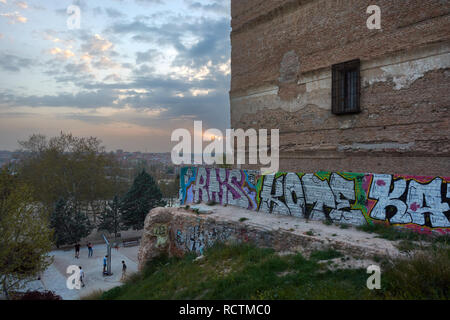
[{"left": 23, "top": 243, "right": 139, "bottom": 300}]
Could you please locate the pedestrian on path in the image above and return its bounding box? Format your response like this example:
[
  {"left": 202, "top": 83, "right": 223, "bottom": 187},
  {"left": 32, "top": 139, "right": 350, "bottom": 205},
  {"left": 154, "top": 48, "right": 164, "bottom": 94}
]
[
  {"left": 87, "top": 243, "right": 93, "bottom": 257},
  {"left": 79, "top": 266, "right": 85, "bottom": 288},
  {"left": 75, "top": 243, "right": 80, "bottom": 259},
  {"left": 121, "top": 261, "right": 127, "bottom": 281},
  {"left": 103, "top": 255, "right": 108, "bottom": 275}
]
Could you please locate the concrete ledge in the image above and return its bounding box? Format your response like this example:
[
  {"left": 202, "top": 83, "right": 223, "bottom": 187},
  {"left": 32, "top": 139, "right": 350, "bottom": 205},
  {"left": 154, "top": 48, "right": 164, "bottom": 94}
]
[{"left": 138, "top": 206, "right": 401, "bottom": 270}]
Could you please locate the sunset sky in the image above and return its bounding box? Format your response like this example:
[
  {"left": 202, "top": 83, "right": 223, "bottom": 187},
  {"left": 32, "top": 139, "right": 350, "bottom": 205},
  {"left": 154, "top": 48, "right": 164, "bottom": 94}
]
[{"left": 0, "top": 0, "right": 231, "bottom": 152}]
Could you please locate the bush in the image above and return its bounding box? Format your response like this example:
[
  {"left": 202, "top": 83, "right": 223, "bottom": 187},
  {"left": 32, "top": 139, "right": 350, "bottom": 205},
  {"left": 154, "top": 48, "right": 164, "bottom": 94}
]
[
  {"left": 378, "top": 248, "right": 450, "bottom": 299},
  {"left": 19, "top": 290, "right": 62, "bottom": 300}
]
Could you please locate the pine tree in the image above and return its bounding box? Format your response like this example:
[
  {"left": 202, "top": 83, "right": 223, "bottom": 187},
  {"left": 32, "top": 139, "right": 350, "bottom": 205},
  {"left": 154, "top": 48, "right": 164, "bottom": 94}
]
[
  {"left": 50, "top": 198, "right": 93, "bottom": 247},
  {"left": 121, "top": 170, "right": 166, "bottom": 230},
  {"left": 98, "top": 195, "right": 123, "bottom": 239}
]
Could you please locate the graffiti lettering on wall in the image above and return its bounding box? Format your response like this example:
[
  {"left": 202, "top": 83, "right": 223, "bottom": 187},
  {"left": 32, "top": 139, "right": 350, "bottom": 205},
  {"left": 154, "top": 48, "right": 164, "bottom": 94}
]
[
  {"left": 180, "top": 167, "right": 450, "bottom": 234},
  {"left": 175, "top": 225, "right": 235, "bottom": 255},
  {"left": 152, "top": 223, "right": 169, "bottom": 247}
]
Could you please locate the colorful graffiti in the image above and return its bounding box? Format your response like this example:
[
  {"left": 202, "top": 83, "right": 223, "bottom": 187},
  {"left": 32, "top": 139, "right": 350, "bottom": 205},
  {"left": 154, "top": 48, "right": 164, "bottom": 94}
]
[
  {"left": 175, "top": 225, "right": 235, "bottom": 255},
  {"left": 180, "top": 167, "right": 450, "bottom": 234}
]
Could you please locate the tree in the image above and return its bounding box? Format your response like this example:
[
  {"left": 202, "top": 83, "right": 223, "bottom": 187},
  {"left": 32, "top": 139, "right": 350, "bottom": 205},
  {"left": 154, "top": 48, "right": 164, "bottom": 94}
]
[
  {"left": 98, "top": 195, "right": 124, "bottom": 239},
  {"left": 0, "top": 168, "right": 53, "bottom": 299},
  {"left": 158, "top": 174, "right": 180, "bottom": 207},
  {"left": 50, "top": 198, "right": 93, "bottom": 247},
  {"left": 121, "top": 170, "right": 165, "bottom": 230},
  {"left": 17, "top": 132, "right": 127, "bottom": 218}
]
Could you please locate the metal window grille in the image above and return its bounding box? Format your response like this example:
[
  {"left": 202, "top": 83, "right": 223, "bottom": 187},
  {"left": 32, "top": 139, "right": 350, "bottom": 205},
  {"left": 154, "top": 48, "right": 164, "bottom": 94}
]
[{"left": 332, "top": 59, "right": 361, "bottom": 115}]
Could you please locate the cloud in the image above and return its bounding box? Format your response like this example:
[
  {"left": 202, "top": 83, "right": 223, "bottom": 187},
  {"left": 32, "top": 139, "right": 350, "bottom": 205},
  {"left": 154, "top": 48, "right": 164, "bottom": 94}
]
[
  {"left": 0, "top": 53, "right": 33, "bottom": 72},
  {"left": 185, "top": 0, "right": 230, "bottom": 16},
  {"left": 49, "top": 47, "right": 76, "bottom": 59},
  {"left": 105, "top": 7, "right": 126, "bottom": 18},
  {"left": 15, "top": 1, "right": 27, "bottom": 9},
  {"left": 135, "top": 0, "right": 164, "bottom": 5},
  {"left": 92, "top": 56, "right": 120, "bottom": 69},
  {"left": 0, "top": 11, "right": 27, "bottom": 23},
  {"left": 136, "top": 49, "right": 161, "bottom": 65},
  {"left": 0, "top": 1, "right": 233, "bottom": 151},
  {"left": 103, "top": 73, "right": 122, "bottom": 82},
  {"left": 81, "top": 34, "right": 114, "bottom": 55}
]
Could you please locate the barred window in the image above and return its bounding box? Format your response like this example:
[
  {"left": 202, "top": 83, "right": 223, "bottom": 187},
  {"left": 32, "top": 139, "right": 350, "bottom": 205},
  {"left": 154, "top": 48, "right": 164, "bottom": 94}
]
[{"left": 332, "top": 59, "right": 361, "bottom": 115}]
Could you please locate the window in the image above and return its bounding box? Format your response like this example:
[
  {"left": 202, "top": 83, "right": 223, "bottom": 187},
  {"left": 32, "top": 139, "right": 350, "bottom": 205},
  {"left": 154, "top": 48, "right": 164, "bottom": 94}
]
[{"left": 332, "top": 59, "right": 361, "bottom": 115}]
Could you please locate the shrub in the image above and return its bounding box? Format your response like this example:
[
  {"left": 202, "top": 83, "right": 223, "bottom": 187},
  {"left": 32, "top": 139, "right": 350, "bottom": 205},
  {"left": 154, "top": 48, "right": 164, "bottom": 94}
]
[
  {"left": 378, "top": 248, "right": 450, "bottom": 299},
  {"left": 19, "top": 290, "right": 62, "bottom": 300}
]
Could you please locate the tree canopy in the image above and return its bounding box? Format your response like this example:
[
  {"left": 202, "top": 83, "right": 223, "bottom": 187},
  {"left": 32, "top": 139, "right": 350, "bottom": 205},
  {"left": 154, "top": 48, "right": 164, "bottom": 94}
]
[
  {"left": 17, "top": 132, "right": 127, "bottom": 213},
  {"left": 50, "top": 198, "right": 93, "bottom": 247},
  {"left": 121, "top": 170, "right": 165, "bottom": 230},
  {"left": 0, "top": 167, "right": 53, "bottom": 299},
  {"left": 98, "top": 195, "right": 124, "bottom": 238}
]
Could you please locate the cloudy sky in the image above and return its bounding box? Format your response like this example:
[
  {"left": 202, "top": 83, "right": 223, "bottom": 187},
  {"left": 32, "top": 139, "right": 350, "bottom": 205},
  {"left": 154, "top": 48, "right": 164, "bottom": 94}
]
[{"left": 0, "top": 0, "right": 231, "bottom": 152}]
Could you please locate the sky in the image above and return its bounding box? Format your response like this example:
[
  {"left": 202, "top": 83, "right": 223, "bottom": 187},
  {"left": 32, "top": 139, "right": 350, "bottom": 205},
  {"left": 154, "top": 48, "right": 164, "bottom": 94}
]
[{"left": 0, "top": 0, "right": 231, "bottom": 152}]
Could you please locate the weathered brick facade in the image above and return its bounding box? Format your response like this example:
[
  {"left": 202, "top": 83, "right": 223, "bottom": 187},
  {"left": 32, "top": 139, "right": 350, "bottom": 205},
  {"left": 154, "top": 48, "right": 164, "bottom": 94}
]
[{"left": 230, "top": 0, "right": 450, "bottom": 176}]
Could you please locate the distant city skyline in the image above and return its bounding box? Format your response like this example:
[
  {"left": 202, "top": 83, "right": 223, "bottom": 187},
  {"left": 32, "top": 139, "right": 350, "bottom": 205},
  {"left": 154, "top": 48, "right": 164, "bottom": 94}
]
[{"left": 0, "top": 0, "right": 231, "bottom": 152}]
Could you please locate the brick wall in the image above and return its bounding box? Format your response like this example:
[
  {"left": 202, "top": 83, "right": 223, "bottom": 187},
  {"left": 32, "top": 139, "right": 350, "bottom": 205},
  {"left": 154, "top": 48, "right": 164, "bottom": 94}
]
[{"left": 230, "top": 0, "right": 450, "bottom": 176}]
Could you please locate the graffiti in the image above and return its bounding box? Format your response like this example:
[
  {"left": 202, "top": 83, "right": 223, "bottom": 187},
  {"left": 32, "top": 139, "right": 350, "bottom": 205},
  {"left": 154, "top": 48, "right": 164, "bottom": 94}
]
[
  {"left": 180, "top": 167, "right": 450, "bottom": 234},
  {"left": 152, "top": 224, "right": 169, "bottom": 247},
  {"left": 175, "top": 225, "right": 235, "bottom": 255},
  {"left": 368, "top": 175, "right": 450, "bottom": 228}
]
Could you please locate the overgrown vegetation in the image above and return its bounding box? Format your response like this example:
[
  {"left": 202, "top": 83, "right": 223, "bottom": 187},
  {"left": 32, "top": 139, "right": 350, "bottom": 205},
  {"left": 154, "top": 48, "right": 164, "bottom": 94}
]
[
  {"left": 98, "top": 243, "right": 449, "bottom": 300},
  {"left": 0, "top": 167, "right": 53, "bottom": 299},
  {"left": 357, "top": 222, "right": 450, "bottom": 244},
  {"left": 375, "top": 247, "right": 450, "bottom": 299}
]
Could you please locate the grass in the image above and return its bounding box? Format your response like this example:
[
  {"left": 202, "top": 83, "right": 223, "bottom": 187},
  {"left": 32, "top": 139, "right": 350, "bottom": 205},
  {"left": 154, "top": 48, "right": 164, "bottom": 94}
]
[
  {"left": 98, "top": 243, "right": 449, "bottom": 300},
  {"left": 81, "top": 290, "right": 104, "bottom": 300},
  {"left": 100, "top": 244, "right": 371, "bottom": 300},
  {"left": 310, "top": 248, "right": 343, "bottom": 261},
  {"left": 357, "top": 222, "right": 450, "bottom": 245},
  {"left": 375, "top": 247, "right": 450, "bottom": 299}
]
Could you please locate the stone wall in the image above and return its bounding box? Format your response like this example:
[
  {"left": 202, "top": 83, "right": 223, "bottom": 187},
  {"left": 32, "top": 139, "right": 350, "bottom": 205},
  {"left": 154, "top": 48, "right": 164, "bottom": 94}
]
[
  {"left": 180, "top": 167, "right": 450, "bottom": 234},
  {"left": 138, "top": 206, "right": 400, "bottom": 269},
  {"left": 230, "top": 0, "right": 450, "bottom": 176}
]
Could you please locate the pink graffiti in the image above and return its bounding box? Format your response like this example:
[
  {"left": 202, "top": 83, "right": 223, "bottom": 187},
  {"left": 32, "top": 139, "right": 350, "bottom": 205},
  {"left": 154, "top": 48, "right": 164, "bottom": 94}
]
[
  {"left": 376, "top": 179, "right": 386, "bottom": 186},
  {"left": 410, "top": 202, "right": 420, "bottom": 212}
]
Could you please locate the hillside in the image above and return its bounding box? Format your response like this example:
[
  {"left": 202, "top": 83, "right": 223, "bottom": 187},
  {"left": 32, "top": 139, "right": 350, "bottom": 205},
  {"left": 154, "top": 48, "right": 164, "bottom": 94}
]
[{"left": 96, "top": 243, "right": 449, "bottom": 300}]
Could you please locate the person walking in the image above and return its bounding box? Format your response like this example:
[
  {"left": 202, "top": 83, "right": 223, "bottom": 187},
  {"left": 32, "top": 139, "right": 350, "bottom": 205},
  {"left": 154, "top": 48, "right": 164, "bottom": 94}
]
[
  {"left": 121, "top": 261, "right": 127, "bottom": 281},
  {"left": 74, "top": 243, "right": 80, "bottom": 259},
  {"left": 87, "top": 243, "right": 93, "bottom": 257},
  {"left": 79, "top": 266, "right": 85, "bottom": 288},
  {"left": 103, "top": 255, "right": 108, "bottom": 275}
]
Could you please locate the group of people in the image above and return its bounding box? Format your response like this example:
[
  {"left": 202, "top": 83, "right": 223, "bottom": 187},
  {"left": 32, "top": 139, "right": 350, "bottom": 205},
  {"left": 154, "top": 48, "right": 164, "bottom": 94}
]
[
  {"left": 74, "top": 243, "right": 128, "bottom": 288},
  {"left": 74, "top": 243, "right": 93, "bottom": 259},
  {"left": 103, "top": 255, "right": 127, "bottom": 281}
]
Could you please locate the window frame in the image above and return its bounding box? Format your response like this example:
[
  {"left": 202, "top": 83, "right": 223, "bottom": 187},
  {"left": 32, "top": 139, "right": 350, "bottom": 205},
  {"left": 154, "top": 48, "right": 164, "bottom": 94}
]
[{"left": 331, "top": 59, "right": 361, "bottom": 115}]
